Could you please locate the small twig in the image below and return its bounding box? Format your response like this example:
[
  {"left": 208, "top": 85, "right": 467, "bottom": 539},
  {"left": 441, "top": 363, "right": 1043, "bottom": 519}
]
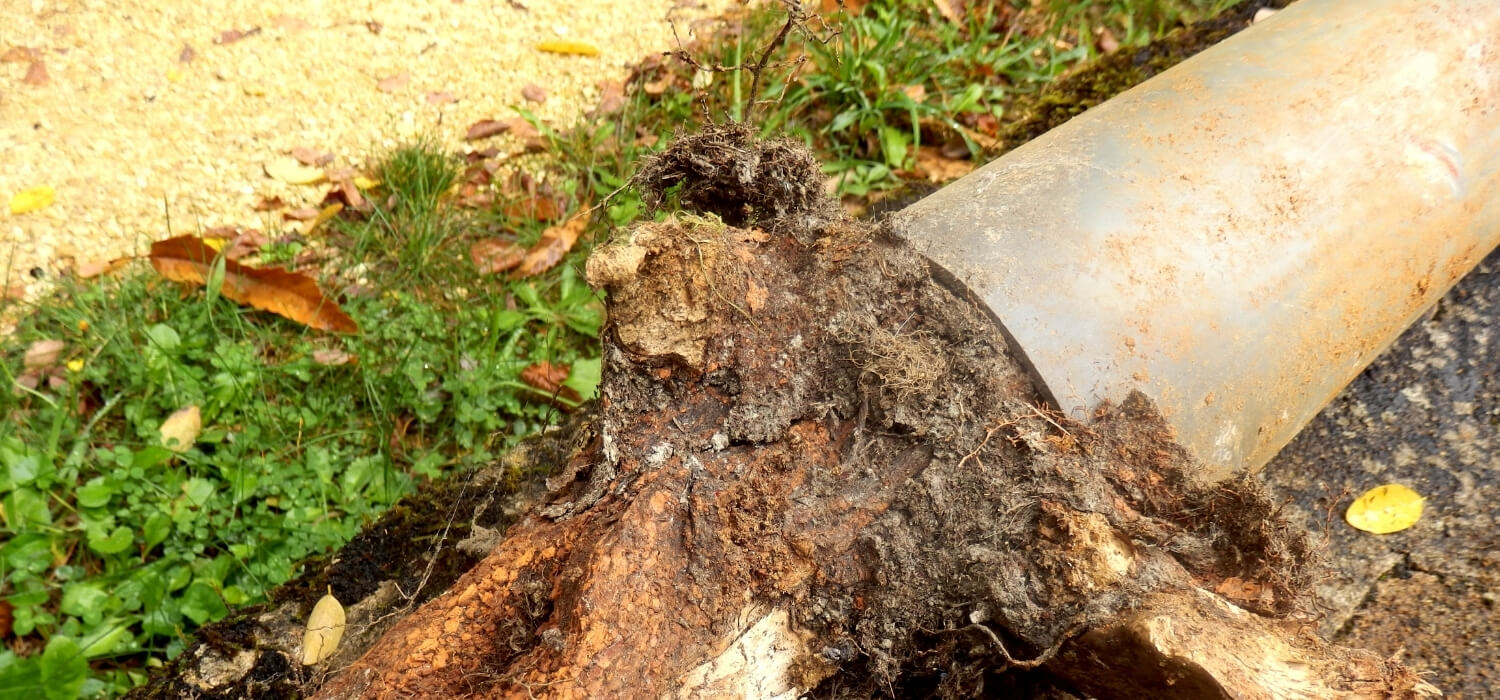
[
  {"left": 742, "top": 0, "right": 803, "bottom": 122},
  {"left": 957, "top": 418, "right": 1019, "bottom": 470},
  {"left": 944, "top": 622, "right": 1080, "bottom": 671}
]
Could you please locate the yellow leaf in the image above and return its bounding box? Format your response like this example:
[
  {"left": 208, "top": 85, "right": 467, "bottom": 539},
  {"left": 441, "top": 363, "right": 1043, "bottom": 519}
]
[
  {"left": 66, "top": 359, "right": 84, "bottom": 372},
  {"left": 9, "top": 185, "right": 55, "bottom": 215},
  {"left": 352, "top": 175, "right": 381, "bottom": 190},
  {"left": 1345, "top": 483, "right": 1424, "bottom": 534},
  {"left": 303, "top": 202, "right": 343, "bottom": 236},
  {"left": 301, "top": 588, "right": 346, "bottom": 665},
  {"left": 166, "top": 67, "right": 184, "bottom": 83},
  {"left": 536, "top": 40, "right": 599, "bottom": 56},
  {"left": 243, "top": 83, "right": 267, "bottom": 97},
  {"left": 160, "top": 405, "right": 202, "bottom": 453},
  {"left": 265, "top": 157, "right": 326, "bottom": 185}
]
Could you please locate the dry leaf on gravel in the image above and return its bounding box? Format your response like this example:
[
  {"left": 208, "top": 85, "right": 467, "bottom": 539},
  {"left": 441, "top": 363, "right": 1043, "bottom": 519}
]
[
  {"left": 521, "top": 84, "right": 547, "bottom": 103},
  {"left": 22, "top": 61, "right": 49, "bottom": 86},
  {"left": 536, "top": 40, "right": 600, "bottom": 56},
  {"left": 376, "top": 72, "right": 410, "bottom": 93},
  {"left": 265, "top": 157, "right": 326, "bottom": 185},
  {"left": 1, "top": 46, "right": 40, "bottom": 63},
  {"left": 465, "top": 119, "right": 513, "bottom": 141},
  {"left": 291, "top": 147, "right": 333, "bottom": 166},
  {"left": 594, "top": 80, "right": 626, "bottom": 114},
  {"left": 214, "top": 27, "right": 261, "bottom": 45},
  {"left": 520, "top": 361, "right": 582, "bottom": 403},
  {"left": 9, "top": 185, "right": 55, "bottom": 214},
  {"left": 178, "top": 44, "right": 196, "bottom": 63},
  {"left": 425, "top": 91, "right": 457, "bottom": 105},
  {"left": 150, "top": 235, "right": 358, "bottom": 333},
  {"left": 470, "top": 238, "right": 527, "bottom": 275},
  {"left": 253, "top": 195, "right": 288, "bottom": 211},
  {"left": 76, "top": 257, "right": 131, "bottom": 279},
  {"left": 513, "top": 213, "right": 588, "bottom": 278},
  {"left": 284, "top": 207, "right": 321, "bottom": 221}
]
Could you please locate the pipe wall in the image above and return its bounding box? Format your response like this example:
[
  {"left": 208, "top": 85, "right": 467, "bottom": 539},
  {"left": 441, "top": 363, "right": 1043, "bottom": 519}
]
[{"left": 894, "top": 0, "right": 1500, "bottom": 480}]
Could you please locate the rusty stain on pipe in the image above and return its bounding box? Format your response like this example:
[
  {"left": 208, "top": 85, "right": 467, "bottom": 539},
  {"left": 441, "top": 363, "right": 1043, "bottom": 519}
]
[{"left": 894, "top": 0, "right": 1500, "bottom": 480}]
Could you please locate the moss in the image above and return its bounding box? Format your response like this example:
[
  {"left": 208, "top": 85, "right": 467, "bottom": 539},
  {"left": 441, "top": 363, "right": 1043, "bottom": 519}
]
[{"left": 997, "top": 0, "right": 1297, "bottom": 152}]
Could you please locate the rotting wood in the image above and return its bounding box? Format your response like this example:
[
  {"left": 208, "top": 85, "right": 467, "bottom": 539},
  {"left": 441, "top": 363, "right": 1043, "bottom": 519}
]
[{"left": 300, "top": 126, "right": 1436, "bottom": 699}]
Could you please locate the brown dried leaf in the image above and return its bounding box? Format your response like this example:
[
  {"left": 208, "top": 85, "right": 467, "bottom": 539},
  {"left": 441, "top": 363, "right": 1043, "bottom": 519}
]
[
  {"left": 365, "top": 20, "right": 384, "bottom": 34},
  {"left": 149, "top": 235, "right": 358, "bottom": 333},
  {"left": 470, "top": 238, "right": 526, "bottom": 275},
  {"left": 521, "top": 84, "right": 547, "bottom": 103},
  {"left": 520, "top": 361, "right": 582, "bottom": 403},
  {"left": 312, "top": 349, "right": 356, "bottom": 366},
  {"left": 178, "top": 44, "right": 196, "bottom": 63},
  {"left": 376, "top": 72, "right": 409, "bottom": 93},
  {"left": 76, "top": 257, "right": 131, "bottom": 279},
  {"left": 302, "top": 203, "right": 343, "bottom": 236},
  {"left": 253, "top": 195, "right": 287, "bottom": 211},
  {"left": 595, "top": 80, "right": 626, "bottom": 115},
  {"left": 465, "top": 119, "right": 512, "bottom": 141},
  {"left": 930, "top": 0, "right": 961, "bottom": 24},
  {"left": 24, "top": 339, "right": 65, "bottom": 371},
  {"left": 283, "top": 207, "right": 321, "bottom": 221},
  {"left": 512, "top": 213, "right": 587, "bottom": 278},
  {"left": 291, "top": 147, "right": 332, "bottom": 166},
  {"left": 214, "top": 27, "right": 261, "bottom": 45},
  {"left": 22, "top": 61, "right": 49, "bottom": 86},
  {"left": 425, "top": 91, "right": 457, "bottom": 105},
  {"left": 1, "top": 46, "right": 40, "bottom": 63},
  {"left": 642, "top": 78, "right": 670, "bottom": 96},
  {"left": 503, "top": 195, "right": 562, "bottom": 222},
  {"left": 1096, "top": 27, "right": 1120, "bottom": 55},
  {"left": 913, "top": 145, "right": 975, "bottom": 183}
]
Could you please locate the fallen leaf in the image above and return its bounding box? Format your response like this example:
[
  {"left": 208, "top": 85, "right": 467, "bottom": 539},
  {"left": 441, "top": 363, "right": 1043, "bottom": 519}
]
[
  {"left": 9, "top": 185, "right": 55, "bottom": 214},
  {"left": 242, "top": 83, "right": 267, "bottom": 97},
  {"left": 179, "top": 44, "right": 196, "bottom": 63},
  {"left": 166, "top": 67, "right": 185, "bottom": 83},
  {"left": 253, "top": 195, "right": 288, "bottom": 211},
  {"left": 0, "top": 601, "right": 12, "bottom": 641},
  {"left": 283, "top": 207, "right": 321, "bottom": 221},
  {"left": 521, "top": 84, "right": 547, "bottom": 103},
  {"left": 150, "top": 235, "right": 358, "bottom": 333},
  {"left": 1, "top": 46, "right": 39, "bottom": 63},
  {"left": 520, "top": 362, "right": 582, "bottom": 403},
  {"left": 470, "top": 238, "right": 526, "bottom": 275},
  {"left": 160, "top": 405, "right": 202, "bottom": 452},
  {"left": 642, "top": 78, "right": 670, "bottom": 96},
  {"left": 271, "top": 14, "right": 311, "bottom": 32},
  {"left": 503, "top": 195, "right": 562, "bottom": 221},
  {"left": 353, "top": 176, "right": 381, "bottom": 190},
  {"left": 376, "top": 72, "right": 409, "bottom": 93},
  {"left": 513, "top": 213, "right": 588, "bottom": 278},
  {"left": 1346, "top": 483, "right": 1424, "bottom": 534},
  {"left": 3, "top": 283, "right": 27, "bottom": 300},
  {"left": 913, "top": 145, "right": 975, "bottom": 183},
  {"left": 312, "top": 349, "right": 356, "bottom": 366},
  {"left": 291, "top": 147, "right": 332, "bottom": 166},
  {"left": 301, "top": 589, "right": 346, "bottom": 665},
  {"left": 364, "top": 20, "right": 384, "bottom": 35},
  {"left": 901, "top": 84, "right": 926, "bottom": 102},
  {"left": 302, "top": 203, "right": 344, "bottom": 236},
  {"left": 536, "top": 39, "right": 599, "bottom": 56},
  {"left": 594, "top": 80, "right": 626, "bottom": 114},
  {"left": 22, "top": 61, "right": 49, "bottom": 86},
  {"left": 75, "top": 257, "right": 130, "bottom": 279},
  {"left": 215, "top": 27, "right": 261, "bottom": 45},
  {"left": 425, "top": 91, "right": 457, "bottom": 105},
  {"left": 465, "top": 119, "right": 512, "bottom": 141},
  {"left": 24, "top": 339, "right": 65, "bottom": 371},
  {"left": 265, "top": 157, "right": 326, "bottom": 185}
]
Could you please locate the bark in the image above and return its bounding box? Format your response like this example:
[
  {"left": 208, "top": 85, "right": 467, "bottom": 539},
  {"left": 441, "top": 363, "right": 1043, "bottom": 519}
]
[{"left": 300, "top": 131, "right": 1435, "bottom": 698}]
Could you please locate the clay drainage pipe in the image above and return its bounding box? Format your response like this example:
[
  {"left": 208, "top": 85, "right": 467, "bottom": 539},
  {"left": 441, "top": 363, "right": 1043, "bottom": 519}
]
[{"left": 894, "top": 0, "right": 1500, "bottom": 481}]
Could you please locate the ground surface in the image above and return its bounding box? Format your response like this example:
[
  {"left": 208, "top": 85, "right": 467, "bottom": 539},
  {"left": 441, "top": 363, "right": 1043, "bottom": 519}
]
[
  {"left": 1262, "top": 249, "right": 1500, "bottom": 698},
  {"left": 0, "top": 0, "right": 727, "bottom": 299}
]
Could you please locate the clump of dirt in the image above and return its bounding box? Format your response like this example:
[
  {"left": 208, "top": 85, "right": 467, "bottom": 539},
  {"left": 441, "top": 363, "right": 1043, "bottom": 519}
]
[
  {"left": 632, "top": 122, "right": 834, "bottom": 228},
  {"left": 607, "top": 128, "right": 1325, "bottom": 696}
]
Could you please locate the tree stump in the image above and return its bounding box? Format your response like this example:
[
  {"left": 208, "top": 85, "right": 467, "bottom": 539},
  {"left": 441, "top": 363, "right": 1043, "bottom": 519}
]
[{"left": 289, "top": 127, "right": 1436, "bottom": 698}]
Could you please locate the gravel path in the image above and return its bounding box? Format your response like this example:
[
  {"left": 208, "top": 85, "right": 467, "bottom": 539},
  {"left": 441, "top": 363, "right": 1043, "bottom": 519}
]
[{"left": 1, "top": 0, "right": 729, "bottom": 300}]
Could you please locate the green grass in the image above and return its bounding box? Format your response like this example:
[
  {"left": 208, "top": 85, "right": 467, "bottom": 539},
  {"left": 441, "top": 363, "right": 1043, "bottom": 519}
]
[{"left": 0, "top": 1, "right": 1233, "bottom": 696}]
